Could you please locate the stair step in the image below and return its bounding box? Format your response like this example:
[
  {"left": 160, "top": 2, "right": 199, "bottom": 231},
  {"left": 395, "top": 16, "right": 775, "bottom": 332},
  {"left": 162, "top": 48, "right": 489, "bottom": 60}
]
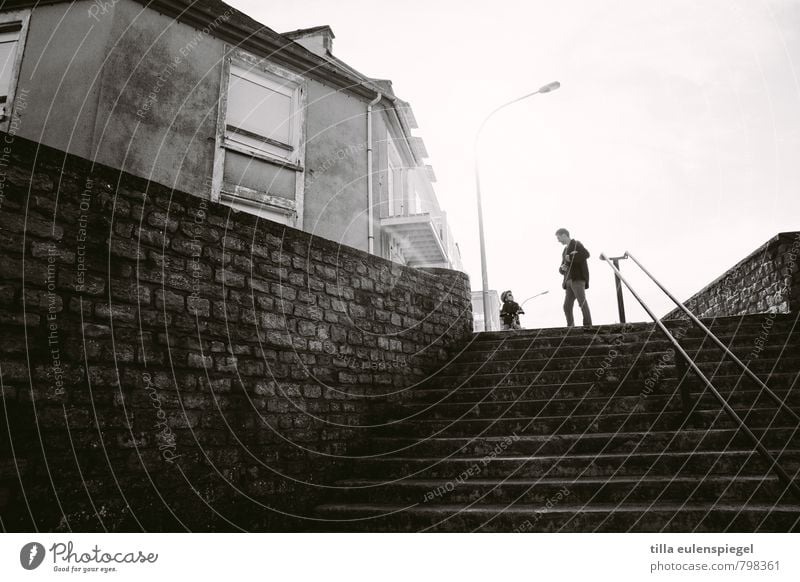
[
  {"left": 367, "top": 428, "right": 800, "bottom": 457},
  {"left": 379, "top": 409, "right": 796, "bottom": 437},
  {"left": 410, "top": 374, "right": 799, "bottom": 402},
  {"left": 331, "top": 475, "right": 789, "bottom": 505},
  {"left": 395, "top": 390, "right": 800, "bottom": 420},
  {"left": 450, "top": 342, "right": 799, "bottom": 364},
  {"left": 436, "top": 348, "right": 800, "bottom": 376},
  {"left": 310, "top": 313, "right": 800, "bottom": 532},
  {"left": 419, "top": 368, "right": 800, "bottom": 390},
  {"left": 313, "top": 502, "right": 800, "bottom": 532},
  {"left": 349, "top": 450, "right": 800, "bottom": 480},
  {"left": 467, "top": 326, "right": 800, "bottom": 350}
]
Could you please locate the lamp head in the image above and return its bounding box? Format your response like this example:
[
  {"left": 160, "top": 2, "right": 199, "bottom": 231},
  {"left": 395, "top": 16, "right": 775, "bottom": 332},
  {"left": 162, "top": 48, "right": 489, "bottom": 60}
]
[{"left": 538, "top": 81, "right": 561, "bottom": 93}]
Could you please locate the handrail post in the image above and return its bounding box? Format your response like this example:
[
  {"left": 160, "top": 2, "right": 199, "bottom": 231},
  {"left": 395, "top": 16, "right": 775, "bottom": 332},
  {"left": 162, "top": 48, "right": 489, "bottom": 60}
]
[{"left": 606, "top": 254, "right": 629, "bottom": 324}]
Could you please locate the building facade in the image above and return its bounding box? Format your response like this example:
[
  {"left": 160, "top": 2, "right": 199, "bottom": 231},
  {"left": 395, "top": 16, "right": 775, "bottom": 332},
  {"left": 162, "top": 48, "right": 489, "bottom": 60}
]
[
  {"left": 0, "top": 0, "right": 461, "bottom": 270},
  {"left": 471, "top": 290, "right": 501, "bottom": 332}
]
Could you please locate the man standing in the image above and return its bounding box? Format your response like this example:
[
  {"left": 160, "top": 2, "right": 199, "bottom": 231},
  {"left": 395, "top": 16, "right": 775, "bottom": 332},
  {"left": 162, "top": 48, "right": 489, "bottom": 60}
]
[{"left": 556, "top": 228, "right": 593, "bottom": 327}]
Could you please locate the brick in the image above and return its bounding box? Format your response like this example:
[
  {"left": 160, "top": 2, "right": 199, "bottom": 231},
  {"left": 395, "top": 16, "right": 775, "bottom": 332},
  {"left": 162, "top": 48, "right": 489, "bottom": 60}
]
[
  {"left": 302, "top": 385, "right": 322, "bottom": 398},
  {"left": 23, "top": 289, "right": 63, "bottom": 312},
  {"left": 215, "top": 268, "right": 245, "bottom": 288},
  {"left": 148, "top": 211, "right": 179, "bottom": 233},
  {"left": 148, "top": 251, "right": 185, "bottom": 272},
  {"left": 297, "top": 321, "right": 316, "bottom": 337},
  {"left": 271, "top": 283, "right": 297, "bottom": 301},
  {"left": 294, "top": 305, "right": 323, "bottom": 321},
  {"left": 136, "top": 227, "right": 167, "bottom": 247},
  {"left": 338, "top": 372, "right": 358, "bottom": 384},
  {"left": 171, "top": 238, "right": 203, "bottom": 256},
  {"left": 31, "top": 241, "right": 75, "bottom": 263},
  {"left": 266, "top": 331, "right": 292, "bottom": 348},
  {"left": 186, "top": 296, "right": 210, "bottom": 317},
  {"left": 0, "top": 285, "right": 14, "bottom": 305},
  {"left": 155, "top": 289, "right": 185, "bottom": 312},
  {"left": 256, "top": 295, "right": 274, "bottom": 311},
  {"left": 0, "top": 212, "right": 63, "bottom": 240},
  {"left": 110, "top": 279, "right": 152, "bottom": 305},
  {"left": 107, "top": 237, "right": 145, "bottom": 260},
  {"left": 167, "top": 272, "right": 194, "bottom": 292},
  {"left": 261, "top": 313, "right": 286, "bottom": 329},
  {"left": 59, "top": 268, "right": 106, "bottom": 296},
  {"left": 187, "top": 352, "right": 213, "bottom": 369},
  {"left": 95, "top": 302, "right": 136, "bottom": 322},
  {"left": 212, "top": 301, "right": 239, "bottom": 321},
  {"left": 250, "top": 277, "right": 271, "bottom": 294}
]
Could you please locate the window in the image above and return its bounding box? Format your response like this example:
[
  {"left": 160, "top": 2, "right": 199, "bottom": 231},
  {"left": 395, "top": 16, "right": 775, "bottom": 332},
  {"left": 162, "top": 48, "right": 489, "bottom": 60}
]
[
  {"left": 224, "top": 64, "right": 304, "bottom": 167},
  {"left": 413, "top": 189, "right": 422, "bottom": 214},
  {"left": 387, "top": 140, "right": 403, "bottom": 216},
  {"left": 0, "top": 28, "right": 20, "bottom": 103},
  {"left": 0, "top": 14, "right": 28, "bottom": 125},
  {"left": 211, "top": 51, "right": 307, "bottom": 227},
  {"left": 387, "top": 160, "right": 397, "bottom": 215}
]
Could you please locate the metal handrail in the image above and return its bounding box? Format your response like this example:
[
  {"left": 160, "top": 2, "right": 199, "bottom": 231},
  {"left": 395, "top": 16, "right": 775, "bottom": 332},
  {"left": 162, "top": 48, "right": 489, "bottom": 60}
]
[
  {"left": 626, "top": 251, "right": 800, "bottom": 424},
  {"left": 599, "top": 253, "right": 800, "bottom": 498}
]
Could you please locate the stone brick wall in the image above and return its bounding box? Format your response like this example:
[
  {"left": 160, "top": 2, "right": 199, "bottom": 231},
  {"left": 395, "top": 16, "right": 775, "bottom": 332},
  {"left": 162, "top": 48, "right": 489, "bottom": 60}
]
[
  {"left": 664, "top": 232, "right": 800, "bottom": 319},
  {"left": 0, "top": 133, "right": 472, "bottom": 531}
]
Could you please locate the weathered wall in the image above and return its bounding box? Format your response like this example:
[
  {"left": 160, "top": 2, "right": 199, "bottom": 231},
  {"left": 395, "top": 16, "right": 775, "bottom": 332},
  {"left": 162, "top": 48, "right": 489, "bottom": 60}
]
[
  {"left": 14, "top": 0, "right": 111, "bottom": 159},
  {"left": 303, "top": 80, "right": 369, "bottom": 251},
  {"left": 0, "top": 134, "right": 472, "bottom": 531},
  {"left": 664, "top": 232, "right": 800, "bottom": 319},
  {"left": 9, "top": 0, "right": 419, "bottom": 255},
  {"left": 93, "top": 0, "right": 225, "bottom": 199}
]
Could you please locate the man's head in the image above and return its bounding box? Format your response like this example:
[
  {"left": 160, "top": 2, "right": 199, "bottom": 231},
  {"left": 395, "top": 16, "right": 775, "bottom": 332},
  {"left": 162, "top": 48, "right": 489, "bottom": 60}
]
[
  {"left": 501, "top": 290, "right": 513, "bottom": 303},
  {"left": 555, "top": 228, "right": 571, "bottom": 245}
]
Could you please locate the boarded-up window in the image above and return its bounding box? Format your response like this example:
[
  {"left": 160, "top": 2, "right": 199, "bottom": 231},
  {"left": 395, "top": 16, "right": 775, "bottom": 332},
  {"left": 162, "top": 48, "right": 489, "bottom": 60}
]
[
  {"left": 0, "top": 24, "right": 21, "bottom": 115},
  {"left": 225, "top": 65, "right": 301, "bottom": 165}
]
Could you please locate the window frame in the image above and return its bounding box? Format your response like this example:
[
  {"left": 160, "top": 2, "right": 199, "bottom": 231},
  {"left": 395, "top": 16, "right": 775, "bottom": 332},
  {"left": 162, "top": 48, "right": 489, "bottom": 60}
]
[
  {"left": 211, "top": 47, "right": 307, "bottom": 228},
  {"left": 0, "top": 10, "right": 31, "bottom": 131}
]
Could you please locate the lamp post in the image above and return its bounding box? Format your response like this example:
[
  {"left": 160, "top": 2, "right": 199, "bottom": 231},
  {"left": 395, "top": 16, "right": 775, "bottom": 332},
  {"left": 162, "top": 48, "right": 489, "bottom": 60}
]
[{"left": 475, "top": 81, "right": 561, "bottom": 330}]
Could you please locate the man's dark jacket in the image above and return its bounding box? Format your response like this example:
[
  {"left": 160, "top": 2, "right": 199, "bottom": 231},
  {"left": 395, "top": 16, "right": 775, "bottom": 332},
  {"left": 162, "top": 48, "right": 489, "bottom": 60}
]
[{"left": 561, "top": 239, "right": 590, "bottom": 289}]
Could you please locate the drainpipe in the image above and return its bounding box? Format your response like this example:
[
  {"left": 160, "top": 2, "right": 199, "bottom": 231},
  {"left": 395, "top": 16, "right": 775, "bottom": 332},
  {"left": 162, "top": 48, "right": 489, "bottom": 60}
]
[{"left": 367, "top": 92, "right": 382, "bottom": 254}]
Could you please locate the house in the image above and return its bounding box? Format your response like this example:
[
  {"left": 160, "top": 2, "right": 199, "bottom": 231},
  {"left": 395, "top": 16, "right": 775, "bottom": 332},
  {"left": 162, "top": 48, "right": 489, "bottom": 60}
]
[{"left": 0, "top": 0, "right": 461, "bottom": 270}]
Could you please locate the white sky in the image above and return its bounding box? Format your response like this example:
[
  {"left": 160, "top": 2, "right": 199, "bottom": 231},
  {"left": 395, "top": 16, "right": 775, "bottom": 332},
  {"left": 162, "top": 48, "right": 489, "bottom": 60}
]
[{"left": 229, "top": 0, "right": 800, "bottom": 328}]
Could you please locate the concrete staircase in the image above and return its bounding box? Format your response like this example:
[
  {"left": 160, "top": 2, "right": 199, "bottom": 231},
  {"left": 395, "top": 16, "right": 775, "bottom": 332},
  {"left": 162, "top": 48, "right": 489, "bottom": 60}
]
[{"left": 312, "top": 314, "right": 800, "bottom": 531}]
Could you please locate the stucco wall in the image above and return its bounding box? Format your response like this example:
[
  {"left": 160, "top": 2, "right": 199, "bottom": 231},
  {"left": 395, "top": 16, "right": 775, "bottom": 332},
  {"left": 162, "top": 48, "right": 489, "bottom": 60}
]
[
  {"left": 302, "top": 80, "right": 369, "bottom": 251},
  {"left": 14, "top": 0, "right": 111, "bottom": 159},
  {"left": 12, "top": 0, "right": 384, "bottom": 244},
  {"left": 7, "top": 0, "right": 447, "bottom": 263},
  {"left": 92, "top": 0, "right": 224, "bottom": 198}
]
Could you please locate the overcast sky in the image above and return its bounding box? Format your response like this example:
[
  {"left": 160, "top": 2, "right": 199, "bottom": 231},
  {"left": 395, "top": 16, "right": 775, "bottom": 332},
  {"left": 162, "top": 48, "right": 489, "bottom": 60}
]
[{"left": 229, "top": 0, "right": 800, "bottom": 328}]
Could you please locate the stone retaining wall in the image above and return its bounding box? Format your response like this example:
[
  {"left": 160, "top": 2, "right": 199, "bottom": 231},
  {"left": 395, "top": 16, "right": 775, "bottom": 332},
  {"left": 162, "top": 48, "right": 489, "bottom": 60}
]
[
  {"left": 0, "top": 134, "right": 472, "bottom": 531},
  {"left": 664, "top": 232, "right": 800, "bottom": 319}
]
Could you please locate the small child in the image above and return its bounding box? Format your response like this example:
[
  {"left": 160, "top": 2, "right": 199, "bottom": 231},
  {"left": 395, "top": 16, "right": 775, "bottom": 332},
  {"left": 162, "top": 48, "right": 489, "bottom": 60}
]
[{"left": 500, "top": 290, "right": 524, "bottom": 330}]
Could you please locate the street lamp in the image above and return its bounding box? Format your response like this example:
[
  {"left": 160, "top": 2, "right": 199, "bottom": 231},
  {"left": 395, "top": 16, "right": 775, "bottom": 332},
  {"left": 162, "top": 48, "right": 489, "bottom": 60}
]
[
  {"left": 474, "top": 81, "right": 560, "bottom": 331},
  {"left": 520, "top": 290, "right": 549, "bottom": 308}
]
